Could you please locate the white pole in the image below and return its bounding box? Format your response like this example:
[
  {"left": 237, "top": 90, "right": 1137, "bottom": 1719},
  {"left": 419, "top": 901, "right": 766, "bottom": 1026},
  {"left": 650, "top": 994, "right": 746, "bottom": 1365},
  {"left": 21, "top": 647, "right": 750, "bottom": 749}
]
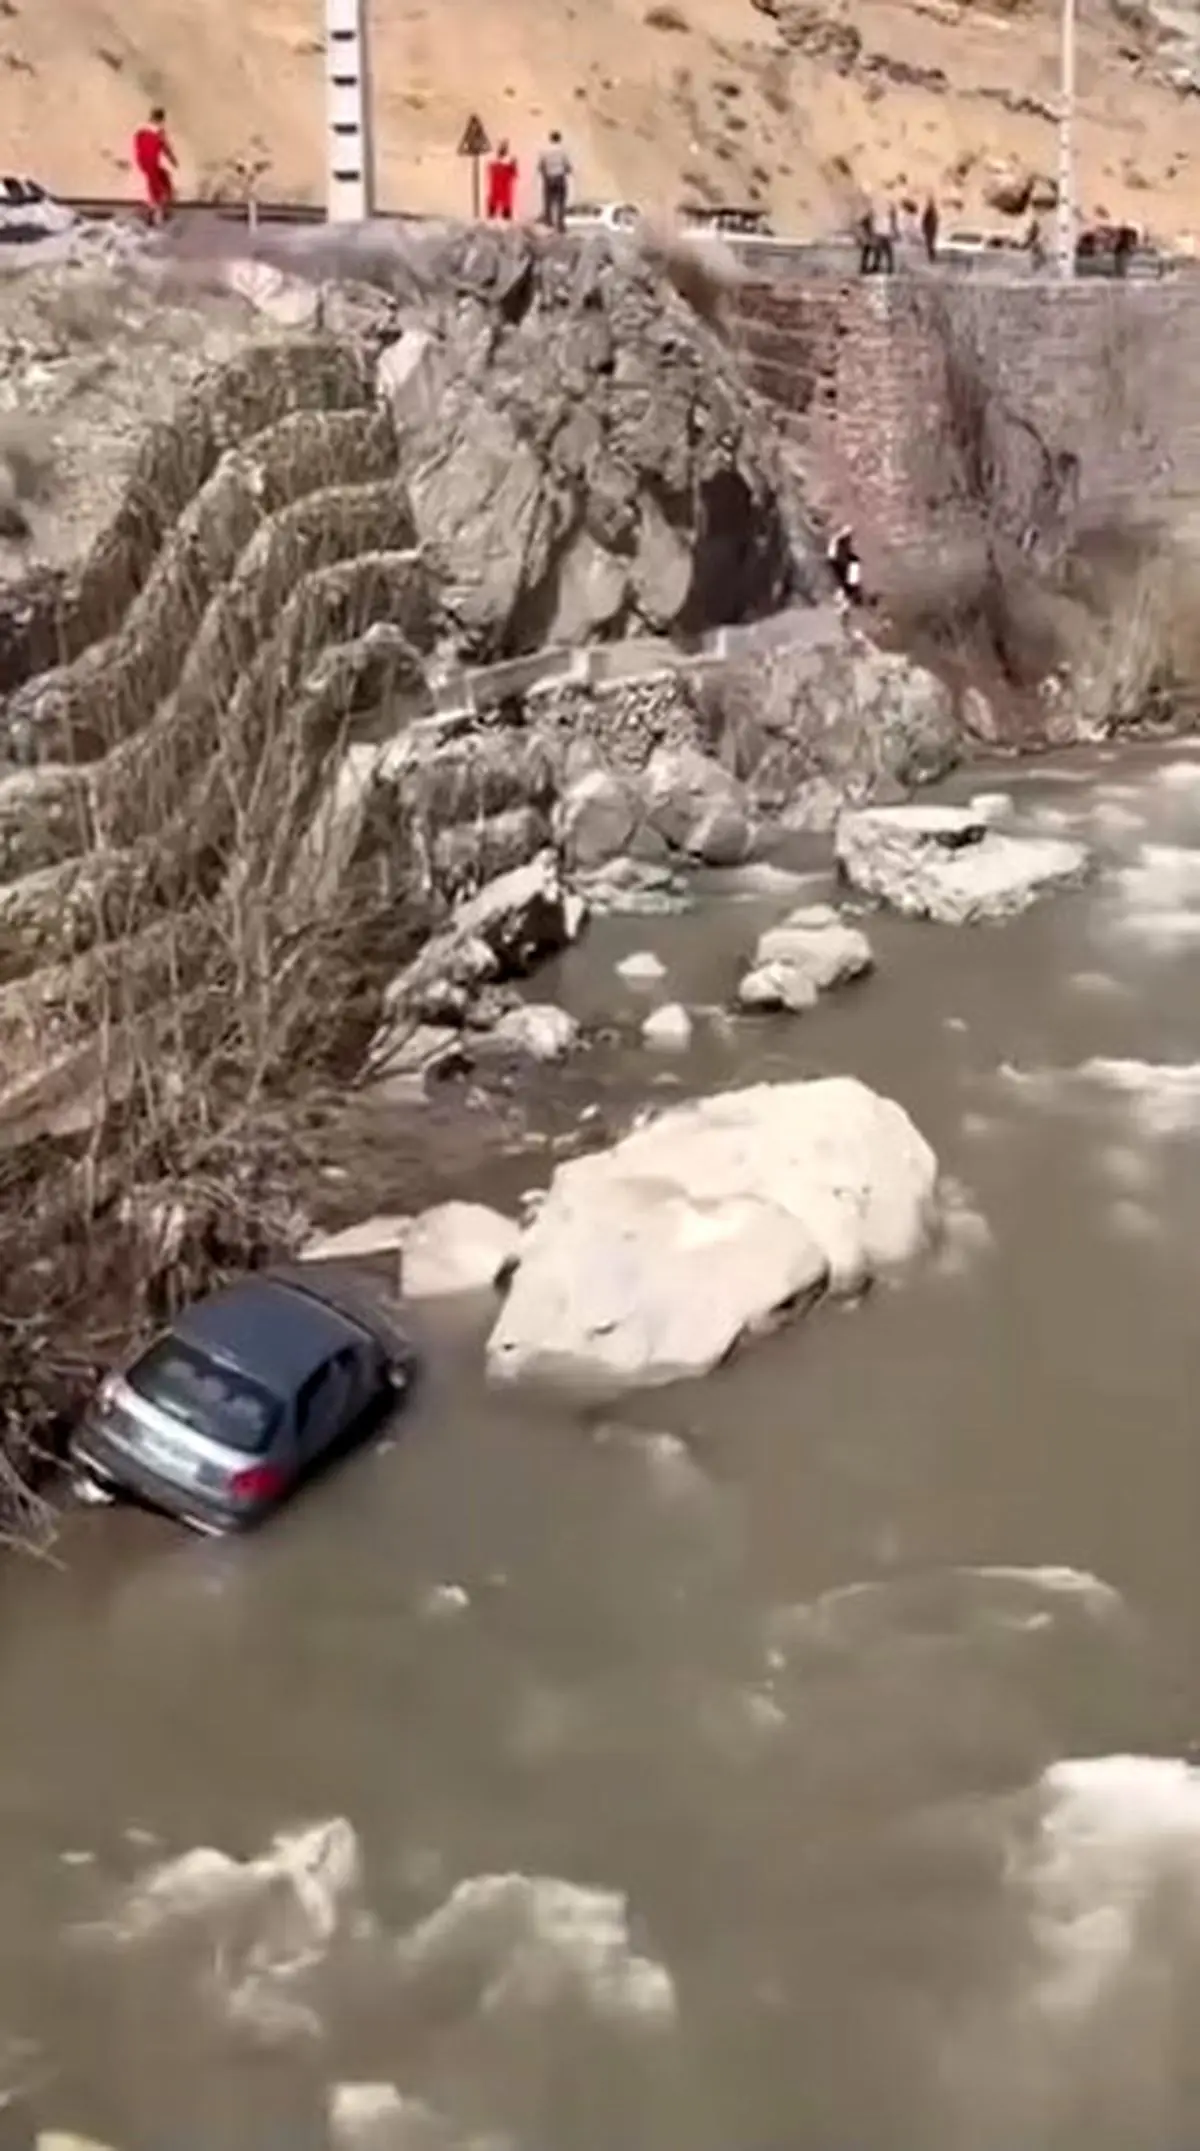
[
  {"left": 1056, "top": 0, "right": 1075, "bottom": 278},
  {"left": 324, "top": 0, "right": 375, "bottom": 222}
]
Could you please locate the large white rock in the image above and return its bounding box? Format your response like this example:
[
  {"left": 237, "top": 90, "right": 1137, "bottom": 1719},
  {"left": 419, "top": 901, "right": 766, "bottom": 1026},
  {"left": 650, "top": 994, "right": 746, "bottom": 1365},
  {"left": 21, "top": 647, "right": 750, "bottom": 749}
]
[
  {"left": 835, "top": 803, "right": 1088, "bottom": 924},
  {"left": 737, "top": 902, "right": 873, "bottom": 1013},
  {"left": 487, "top": 1077, "right": 938, "bottom": 1390},
  {"left": 401, "top": 1201, "right": 521, "bottom": 1299}
]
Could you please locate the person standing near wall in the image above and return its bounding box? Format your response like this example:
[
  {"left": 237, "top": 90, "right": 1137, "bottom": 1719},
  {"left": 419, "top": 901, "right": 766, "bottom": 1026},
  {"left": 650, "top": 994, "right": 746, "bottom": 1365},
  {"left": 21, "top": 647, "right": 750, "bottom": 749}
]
[
  {"left": 486, "top": 139, "right": 519, "bottom": 220},
  {"left": 538, "top": 131, "right": 572, "bottom": 231}
]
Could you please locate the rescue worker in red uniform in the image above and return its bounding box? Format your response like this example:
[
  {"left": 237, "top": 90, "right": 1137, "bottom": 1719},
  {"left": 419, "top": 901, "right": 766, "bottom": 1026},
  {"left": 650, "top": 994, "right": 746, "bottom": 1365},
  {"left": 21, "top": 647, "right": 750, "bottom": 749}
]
[
  {"left": 485, "top": 140, "right": 518, "bottom": 221},
  {"left": 132, "top": 107, "right": 177, "bottom": 225}
]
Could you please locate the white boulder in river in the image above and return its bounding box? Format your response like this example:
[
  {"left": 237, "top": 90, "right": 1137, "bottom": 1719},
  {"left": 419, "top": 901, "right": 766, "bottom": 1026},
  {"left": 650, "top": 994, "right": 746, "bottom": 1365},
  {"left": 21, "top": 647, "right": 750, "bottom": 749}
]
[
  {"left": 487, "top": 1077, "right": 939, "bottom": 1391},
  {"left": 835, "top": 801, "right": 1088, "bottom": 924},
  {"left": 738, "top": 903, "right": 873, "bottom": 1013},
  {"left": 401, "top": 1201, "right": 521, "bottom": 1299}
]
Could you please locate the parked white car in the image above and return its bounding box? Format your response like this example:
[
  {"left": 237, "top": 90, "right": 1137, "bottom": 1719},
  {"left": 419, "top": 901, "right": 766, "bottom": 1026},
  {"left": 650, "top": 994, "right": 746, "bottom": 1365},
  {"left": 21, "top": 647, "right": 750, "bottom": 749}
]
[
  {"left": 0, "top": 176, "right": 76, "bottom": 245},
  {"left": 564, "top": 200, "right": 640, "bottom": 232}
]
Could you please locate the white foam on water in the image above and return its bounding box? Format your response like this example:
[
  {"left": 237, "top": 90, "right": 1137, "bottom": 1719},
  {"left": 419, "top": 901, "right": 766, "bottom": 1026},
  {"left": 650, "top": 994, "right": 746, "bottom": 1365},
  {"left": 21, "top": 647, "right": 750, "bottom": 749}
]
[
  {"left": 960, "top": 1110, "right": 1001, "bottom": 1141},
  {"left": 1117, "top": 844, "right": 1200, "bottom": 908},
  {"left": 1106, "top": 1197, "right": 1162, "bottom": 1242},
  {"left": 1080, "top": 1056, "right": 1200, "bottom": 1135},
  {"left": 1094, "top": 1140, "right": 1158, "bottom": 1194},
  {"left": 1023, "top": 1755, "right": 1200, "bottom": 2019},
  {"left": 1154, "top": 760, "right": 1200, "bottom": 790},
  {"left": 934, "top": 1178, "right": 994, "bottom": 1279},
  {"left": 769, "top": 1564, "right": 1124, "bottom": 1660},
  {"left": 933, "top": 1753, "right": 1200, "bottom": 2148},
  {"left": 1066, "top": 969, "right": 1128, "bottom": 998},
  {"left": 397, "top": 1874, "right": 676, "bottom": 2033},
  {"left": 1089, "top": 800, "right": 1147, "bottom": 839},
  {"left": 1029, "top": 803, "right": 1086, "bottom": 835}
]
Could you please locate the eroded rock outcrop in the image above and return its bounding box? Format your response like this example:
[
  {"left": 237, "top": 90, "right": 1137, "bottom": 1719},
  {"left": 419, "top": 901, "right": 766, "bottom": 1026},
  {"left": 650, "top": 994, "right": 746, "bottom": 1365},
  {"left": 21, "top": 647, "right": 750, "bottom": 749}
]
[{"left": 836, "top": 802, "right": 1090, "bottom": 923}]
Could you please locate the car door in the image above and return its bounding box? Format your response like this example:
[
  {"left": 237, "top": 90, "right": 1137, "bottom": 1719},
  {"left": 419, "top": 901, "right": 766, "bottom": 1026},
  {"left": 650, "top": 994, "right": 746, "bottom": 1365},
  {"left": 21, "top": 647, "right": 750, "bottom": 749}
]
[{"left": 294, "top": 1348, "right": 358, "bottom": 1471}]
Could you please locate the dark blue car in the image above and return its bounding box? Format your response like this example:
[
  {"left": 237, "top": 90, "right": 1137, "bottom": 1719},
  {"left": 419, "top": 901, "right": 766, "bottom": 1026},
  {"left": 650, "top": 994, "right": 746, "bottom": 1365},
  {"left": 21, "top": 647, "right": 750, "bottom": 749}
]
[{"left": 71, "top": 1266, "right": 414, "bottom": 1535}]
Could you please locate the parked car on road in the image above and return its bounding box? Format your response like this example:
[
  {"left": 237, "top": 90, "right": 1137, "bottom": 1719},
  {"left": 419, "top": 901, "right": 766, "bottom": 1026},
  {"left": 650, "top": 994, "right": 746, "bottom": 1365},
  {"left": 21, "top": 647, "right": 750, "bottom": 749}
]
[
  {"left": 0, "top": 176, "right": 76, "bottom": 244},
  {"left": 564, "top": 199, "right": 640, "bottom": 232},
  {"left": 71, "top": 1267, "right": 415, "bottom": 1535}
]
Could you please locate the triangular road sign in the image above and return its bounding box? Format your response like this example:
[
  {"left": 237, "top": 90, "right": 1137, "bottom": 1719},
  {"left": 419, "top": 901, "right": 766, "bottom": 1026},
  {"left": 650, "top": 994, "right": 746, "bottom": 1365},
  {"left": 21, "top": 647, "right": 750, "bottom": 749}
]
[{"left": 458, "top": 113, "right": 491, "bottom": 157}]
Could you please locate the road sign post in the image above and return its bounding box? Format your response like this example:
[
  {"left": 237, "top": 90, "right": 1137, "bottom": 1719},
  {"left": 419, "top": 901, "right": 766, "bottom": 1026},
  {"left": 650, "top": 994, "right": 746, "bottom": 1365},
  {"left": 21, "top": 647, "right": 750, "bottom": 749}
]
[{"left": 457, "top": 112, "right": 491, "bottom": 219}]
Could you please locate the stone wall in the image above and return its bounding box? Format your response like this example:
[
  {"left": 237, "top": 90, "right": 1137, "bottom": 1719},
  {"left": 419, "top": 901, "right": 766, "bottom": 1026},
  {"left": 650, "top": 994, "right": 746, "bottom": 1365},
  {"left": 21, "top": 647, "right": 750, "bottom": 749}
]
[{"left": 734, "top": 274, "right": 1200, "bottom": 568}]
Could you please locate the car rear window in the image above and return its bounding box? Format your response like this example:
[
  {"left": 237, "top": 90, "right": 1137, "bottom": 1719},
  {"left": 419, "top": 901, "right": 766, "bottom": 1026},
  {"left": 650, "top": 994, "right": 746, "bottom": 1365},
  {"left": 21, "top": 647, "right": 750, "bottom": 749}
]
[{"left": 127, "top": 1338, "right": 282, "bottom": 1454}]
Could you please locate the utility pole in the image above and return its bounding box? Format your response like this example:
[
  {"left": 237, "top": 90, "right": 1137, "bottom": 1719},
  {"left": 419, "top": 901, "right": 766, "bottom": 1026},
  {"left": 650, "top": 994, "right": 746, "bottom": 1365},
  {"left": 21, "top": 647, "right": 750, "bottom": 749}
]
[
  {"left": 1055, "top": 0, "right": 1075, "bottom": 277},
  {"left": 324, "top": 0, "right": 376, "bottom": 221}
]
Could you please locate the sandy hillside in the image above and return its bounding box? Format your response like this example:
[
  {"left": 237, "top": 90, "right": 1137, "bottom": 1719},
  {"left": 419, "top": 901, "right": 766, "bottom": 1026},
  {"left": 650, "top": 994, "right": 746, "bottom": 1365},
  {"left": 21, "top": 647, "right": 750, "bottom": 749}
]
[{"left": 2, "top": 0, "right": 1200, "bottom": 240}]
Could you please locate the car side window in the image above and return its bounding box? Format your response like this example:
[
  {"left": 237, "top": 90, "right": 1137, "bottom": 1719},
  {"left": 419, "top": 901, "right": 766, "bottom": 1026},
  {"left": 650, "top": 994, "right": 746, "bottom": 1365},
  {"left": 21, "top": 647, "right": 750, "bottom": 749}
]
[{"left": 295, "top": 1358, "right": 333, "bottom": 1441}]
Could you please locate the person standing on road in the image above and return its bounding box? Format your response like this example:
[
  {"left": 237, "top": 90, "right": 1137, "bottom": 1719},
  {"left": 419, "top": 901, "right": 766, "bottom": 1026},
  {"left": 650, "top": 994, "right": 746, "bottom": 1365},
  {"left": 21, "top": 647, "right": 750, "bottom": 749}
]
[
  {"left": 538, "top": 131, "right": 572, "bottom": 232},
  {"left": 857, "top": 203, "right": 877, "bottom": 275},
  {"left": 132, "top": 106, "right": 177, "bottom": 226},
  {"left": 486, "top": 139, "right": 519, "bottom": 221},
  {"left": 921, "top": 193, "right": 939, "bottom": 264}
]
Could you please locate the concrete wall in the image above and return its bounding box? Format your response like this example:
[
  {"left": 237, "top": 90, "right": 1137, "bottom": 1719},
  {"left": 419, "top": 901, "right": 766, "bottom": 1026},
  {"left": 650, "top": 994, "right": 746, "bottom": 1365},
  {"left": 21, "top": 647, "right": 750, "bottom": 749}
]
[{"left": 733, "top": 274, "right": 1200, "bottom": 568}]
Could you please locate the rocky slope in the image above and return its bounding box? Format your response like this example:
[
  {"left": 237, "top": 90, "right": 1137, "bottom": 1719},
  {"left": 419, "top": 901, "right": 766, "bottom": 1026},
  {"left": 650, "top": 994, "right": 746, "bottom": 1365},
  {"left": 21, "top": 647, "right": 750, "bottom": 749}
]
[
  {"left": 0, "top": 224, "right": 830, "bottom": 1151},
  {"left": 3, "top": 0, "right": 1200, "bottom": 243}
]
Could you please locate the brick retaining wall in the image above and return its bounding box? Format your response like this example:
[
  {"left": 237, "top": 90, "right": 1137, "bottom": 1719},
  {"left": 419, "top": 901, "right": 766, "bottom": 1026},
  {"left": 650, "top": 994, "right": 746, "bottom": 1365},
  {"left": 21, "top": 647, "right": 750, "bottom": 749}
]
[{"left": 734, "top": 275, "right": 1200, "bottom": 569}]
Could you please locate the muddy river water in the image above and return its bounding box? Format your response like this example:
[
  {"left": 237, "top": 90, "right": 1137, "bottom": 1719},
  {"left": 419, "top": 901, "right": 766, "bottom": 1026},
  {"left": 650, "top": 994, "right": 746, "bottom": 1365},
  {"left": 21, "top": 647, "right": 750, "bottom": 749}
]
[{"left": 8, "top": 742, "right": 1200, "bottom": 2150}]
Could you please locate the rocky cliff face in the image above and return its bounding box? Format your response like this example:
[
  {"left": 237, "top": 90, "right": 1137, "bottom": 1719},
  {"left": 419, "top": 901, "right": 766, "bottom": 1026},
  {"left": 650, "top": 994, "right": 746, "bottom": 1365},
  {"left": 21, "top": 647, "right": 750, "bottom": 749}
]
[{"left": 0, "top": 228, "right": 824, "bottom": 1151}]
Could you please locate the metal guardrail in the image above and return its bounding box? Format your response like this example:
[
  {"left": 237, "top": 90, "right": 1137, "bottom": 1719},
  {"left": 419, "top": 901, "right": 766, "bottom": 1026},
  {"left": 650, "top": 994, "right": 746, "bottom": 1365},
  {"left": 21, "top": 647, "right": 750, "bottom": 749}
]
[{"left": 61, "top": 196, "right": 327, "bottom": 225}]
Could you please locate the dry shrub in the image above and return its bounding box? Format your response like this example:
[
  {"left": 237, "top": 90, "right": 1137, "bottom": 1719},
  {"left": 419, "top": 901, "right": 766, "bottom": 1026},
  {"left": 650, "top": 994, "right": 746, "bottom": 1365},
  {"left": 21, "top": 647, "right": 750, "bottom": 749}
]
[
  {"left": 645, "top": 2, "right": 691, "bottom": 25},
  {"left": 635, "top": 217, "right": 743, "bottom": 328}
]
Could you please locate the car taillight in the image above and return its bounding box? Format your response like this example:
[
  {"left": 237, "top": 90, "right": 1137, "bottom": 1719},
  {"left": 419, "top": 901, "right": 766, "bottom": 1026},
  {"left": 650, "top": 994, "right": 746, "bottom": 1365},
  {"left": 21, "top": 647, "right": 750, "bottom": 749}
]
[{"left": 227, "top": 1464, "right": 286, "bottom": 1503}]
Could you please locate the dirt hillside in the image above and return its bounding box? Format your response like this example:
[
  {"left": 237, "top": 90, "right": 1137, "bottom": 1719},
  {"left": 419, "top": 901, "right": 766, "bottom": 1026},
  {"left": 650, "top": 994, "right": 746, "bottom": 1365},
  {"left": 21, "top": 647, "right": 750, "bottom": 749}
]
[{"left": 2, "top": 0, "right": 1200, "bottom": 241}]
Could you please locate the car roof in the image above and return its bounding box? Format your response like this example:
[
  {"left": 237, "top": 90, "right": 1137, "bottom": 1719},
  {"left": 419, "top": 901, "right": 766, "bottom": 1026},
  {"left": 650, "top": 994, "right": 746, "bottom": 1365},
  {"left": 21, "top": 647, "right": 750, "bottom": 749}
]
[{"left": 171, "top": 1276, "right": 363, "bottom": 1394}]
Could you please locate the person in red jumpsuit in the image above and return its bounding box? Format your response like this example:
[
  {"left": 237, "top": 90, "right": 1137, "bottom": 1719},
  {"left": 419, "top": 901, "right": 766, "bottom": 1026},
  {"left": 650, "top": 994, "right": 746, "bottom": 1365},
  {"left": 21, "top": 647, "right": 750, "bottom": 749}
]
[
  {"left": 132, "top": 107, "right": 177, "bottom": 225},
  {"left": 485, "top": 140, "right": 518, "bottom": 221}
]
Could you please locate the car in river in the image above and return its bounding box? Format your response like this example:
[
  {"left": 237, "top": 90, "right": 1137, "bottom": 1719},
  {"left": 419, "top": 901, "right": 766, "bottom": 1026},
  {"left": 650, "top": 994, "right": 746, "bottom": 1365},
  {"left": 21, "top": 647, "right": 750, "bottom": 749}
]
[{"left": 71, "top": 1267, "right": 415, "bottom": 1535}]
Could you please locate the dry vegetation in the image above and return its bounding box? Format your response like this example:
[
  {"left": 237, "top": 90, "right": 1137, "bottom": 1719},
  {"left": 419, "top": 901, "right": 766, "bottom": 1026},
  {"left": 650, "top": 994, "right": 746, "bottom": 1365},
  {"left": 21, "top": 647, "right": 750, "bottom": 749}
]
[{"left": 0, "top": 399, "right": 441, "bottom": 1549}]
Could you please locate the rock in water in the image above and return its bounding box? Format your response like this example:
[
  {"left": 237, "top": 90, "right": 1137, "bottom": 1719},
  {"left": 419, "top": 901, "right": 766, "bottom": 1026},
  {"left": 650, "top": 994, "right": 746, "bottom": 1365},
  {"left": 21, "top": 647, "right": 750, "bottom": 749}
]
[
  {"left": 491, "top": 1002, "right": 580, "bottom": 1062},
  {"left": 487, "top": 1077, "right": 938, "bottom": 1391},
  {"left": 737, "top": 902, "right": 873, "bottom": 1012},
  {"left": 835, "top": 803, "right": 1089, "bottom": 924},
  {"left": 401, "top": 1201, "right": 521, "bottom": 1299},
  {"left": 641, "top": 1002, "right": 693, "bottom": 1049},
  {"left": 616, "top": 949, "right": 667, "bottom": 983}
]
